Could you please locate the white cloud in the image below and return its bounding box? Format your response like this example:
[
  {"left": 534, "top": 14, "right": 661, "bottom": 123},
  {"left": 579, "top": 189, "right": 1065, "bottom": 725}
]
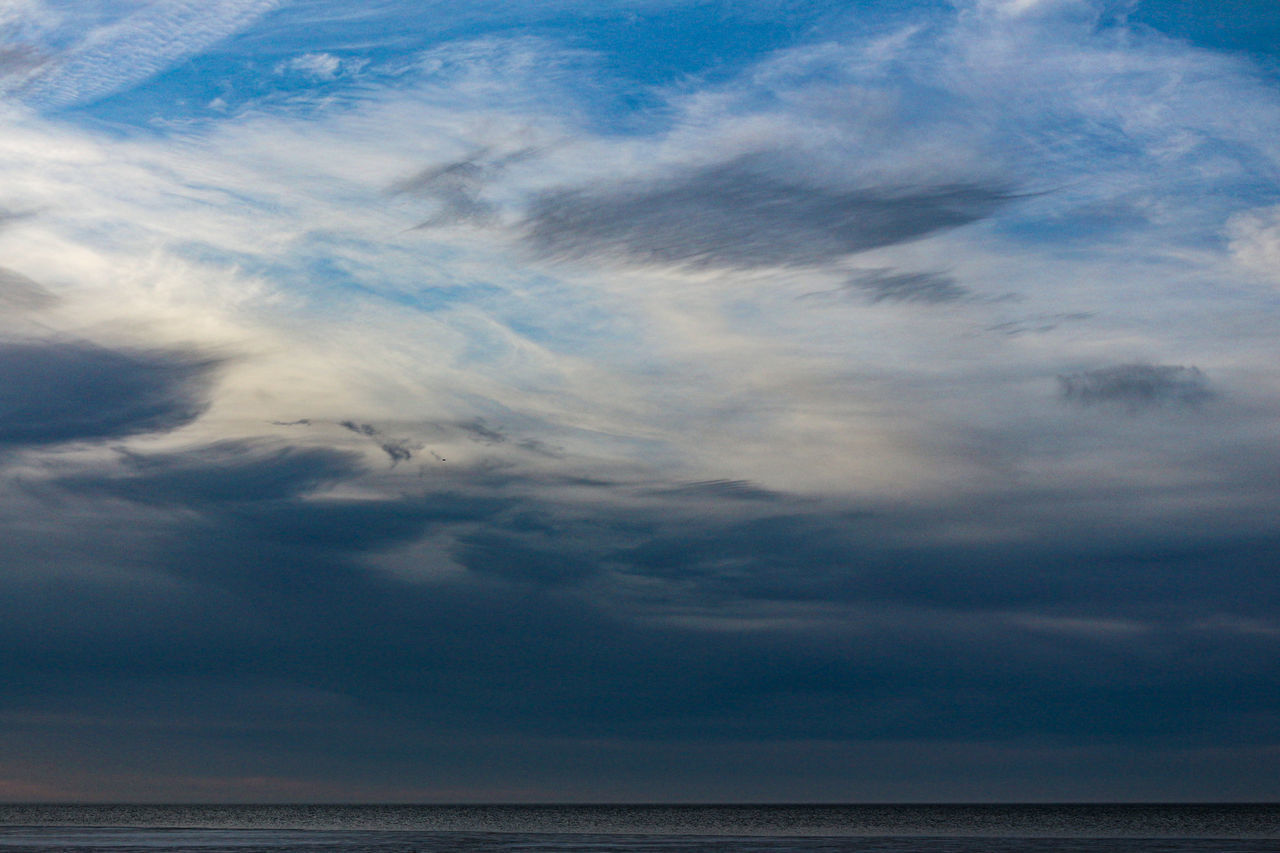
[
  {"left": 1227, "top": 205, "right": 1280, "bottom": 285},
  {"left": 277, "top": 51, "right": 367, "bottom": 80},
  {"left": 967, "top": 0, "right": 1095, "bottom": 20},
  {"left": 0, "top": 0, "right": 59, "bottom": 39}
]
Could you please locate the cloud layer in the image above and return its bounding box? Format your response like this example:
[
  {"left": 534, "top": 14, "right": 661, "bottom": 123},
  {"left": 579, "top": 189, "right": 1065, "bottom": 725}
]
[{"left": 0, "top": 0, "right": 1277, "bottom": 802}]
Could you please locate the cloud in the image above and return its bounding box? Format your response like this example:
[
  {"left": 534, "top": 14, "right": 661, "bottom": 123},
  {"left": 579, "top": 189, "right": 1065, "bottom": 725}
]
[
  {"left": 523, "top": 155, "right": 1014, "bottom": 269},
  {"left": 338, "top": 421, "right": 415, "bottom": 466},
  {"left": 393, "top": 148, "right": 538, "bottom": 229},
  {"left": 1058, "top": 364, "right": 1215, "bottom": 409},
  {"left": 3, "top": 442, "right": 1279, "bottom": 798},
  {"left": 0, "top": 208, "right": 34, "bottom": 229},
  {"left": 457, "top": 417, "right": 508, "bottom": 445},
  {"left": 57, "top": 441, "right": 363, "bottom": 506},
  {"left": 650, "top": 479, "right": 783, "bottom": 502},
  {"left": 9, "top": 463, "right": 1280, "bottom": 738},
  {"left": 0, "top": 0, "right": 1279, "bottom": 802},
  {"left": 16, "top": 0, "right": 284, "bottom": 108},
  {"left": 0, "top": 44, "right": 47, "bottom": 81},
  {"left": 973, "top": 0, "right": 1091, "bottom": 19},
  {"left": 0, "top": 267, "right": 55, "bottom": 311},
  {"left": 450, "top": 530, "right": 598, "bottom": 586},
  {"left": 398, "top": 157, "right": 496, "bottom": 228},
  {"left": 276, "top": 52, "right": 366, "bottom": 80},
  {"left": 0, "top": 342, "right": 220, "bottom": 447},
  {"left": 0, "top": 217, "right": 49, "bottom": 310},
  {"left": 1227, "top": 204, "right": 1280, "bottom": 284},
  {"left": 986, "top": 312, "right": 1093, "bottom": 336},
  {"left": 279, "top": 51, "right": 342, "bottom": 78},
  {"left": 842, "top": 268, "right": 971, "bottom": 304}
]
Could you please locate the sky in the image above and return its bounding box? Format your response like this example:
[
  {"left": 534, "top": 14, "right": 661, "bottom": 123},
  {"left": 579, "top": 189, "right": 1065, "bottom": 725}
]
[{"left": 0, "top": 0, "right": 1278, "bottom": 803}]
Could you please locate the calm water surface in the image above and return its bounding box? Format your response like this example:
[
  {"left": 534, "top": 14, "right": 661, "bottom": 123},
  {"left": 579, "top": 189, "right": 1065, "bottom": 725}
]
[{"left": 0, "top": 805, "right": 1275, "bottom": 853}]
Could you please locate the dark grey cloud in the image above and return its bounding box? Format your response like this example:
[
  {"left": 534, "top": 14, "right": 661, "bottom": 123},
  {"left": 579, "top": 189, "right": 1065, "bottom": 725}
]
[
  {"left": 454, "top": 418, "right": 564, "bottom": 458},
  {"left": 843, "top": 268, "right": 970, "bottom": 304},
  {"left": 523, "top": 155, "right": 1014, "bottom": 269},
  {"left": 58, "top": 441, "right": 362, "bottom": 506},
  {"left": 2, "top": 370, "right": 1277, "bottom": 798},
  {"left": 399, "top": 158, "right": 495, "bottom": 228},
  {"left": 0, "top": 46, "right": 47, "bottom": 79},
  {"left": 340, "top": 420, "right": 379, "bottom": 438},
  {"left": 338, "top": 420, "right": 414, "bottom": 465},
  {"left": 650, "top": 479, "right": 783, "bottom": 502},
  {"left": 451, "top": 530, "right": 598, "bottom": 586},
  {"left": 987, "top": 312, "right": 1094, "bottom": 336},
  {"left": 0, "top": 207, "right": 35, "bottom": 229},
  {"left": 38, "top": 439, "right": 508, "bottom": 576},
  {"left": 1059, "top": 364, "right": 1214, "bottom": 409},
  {"left": 0, "top": 341, "right": 219, "bottom": 447},
  {"left": 273, "top": 416, "right": 556, "bottom": 466},
  {"left": 605, "top": 510, "right": 1280, "bottom": 621},
  {"left": 516, "top": 437, "right": 563, "bottom": 458},
  {"left": 458, "top": 417, "right": 507, "bottom": 445},
  {"left": 394, "top": 148, "right": 537, "bottom": 229},
  {"left": 2, "top": 450, "right": 1279, "bottom": 798},
  {"left": 0, "top": 267, "right": 55, "bottom": 310}
]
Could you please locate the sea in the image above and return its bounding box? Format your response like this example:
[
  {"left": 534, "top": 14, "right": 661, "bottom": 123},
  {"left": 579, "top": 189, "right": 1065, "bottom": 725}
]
[{"left": 0, "top": 804, "right": 1276, "bottom": 853}]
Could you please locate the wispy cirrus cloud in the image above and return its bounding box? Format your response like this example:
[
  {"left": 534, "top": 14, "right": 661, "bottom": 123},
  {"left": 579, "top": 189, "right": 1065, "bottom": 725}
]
[{"left": 14, "top": 0, "right": 285, "bottom": 109}]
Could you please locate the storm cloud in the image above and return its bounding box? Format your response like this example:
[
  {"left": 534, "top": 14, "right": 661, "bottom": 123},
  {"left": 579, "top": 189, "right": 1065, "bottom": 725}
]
[
  {"left": 523, "top": 156, "right": 1013, "bottom": 269},
  {"left": 0, "top": 342, "right": 219, "bottom": 447}
]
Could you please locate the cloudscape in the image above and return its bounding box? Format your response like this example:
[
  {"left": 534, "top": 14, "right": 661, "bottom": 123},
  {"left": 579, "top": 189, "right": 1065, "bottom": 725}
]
[{"left": 0, "top": 0, "right": 1278, "bottom": 803}]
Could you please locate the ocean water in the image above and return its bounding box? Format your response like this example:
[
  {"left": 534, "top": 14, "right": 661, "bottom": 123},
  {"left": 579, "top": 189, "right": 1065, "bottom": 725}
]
[{"left": 0, "top": 804, "right": 1276, "bottom": 852}]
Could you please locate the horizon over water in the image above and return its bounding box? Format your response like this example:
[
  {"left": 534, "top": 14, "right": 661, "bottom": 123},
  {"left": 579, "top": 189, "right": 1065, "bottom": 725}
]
[{"left": 1, "top": 804, "right": 1277, "bottom": 852}]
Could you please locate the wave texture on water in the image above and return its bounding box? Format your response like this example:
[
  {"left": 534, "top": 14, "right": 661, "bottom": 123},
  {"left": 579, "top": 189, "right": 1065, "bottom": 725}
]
[{"left": 0, "top": 804, "right": 1276, "bottom": 852}]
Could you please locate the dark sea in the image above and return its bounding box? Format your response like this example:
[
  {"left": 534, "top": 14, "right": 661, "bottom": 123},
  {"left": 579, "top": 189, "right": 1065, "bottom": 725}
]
[{"left": 0, "top": 804, "right": 1276, "bottom": 853}]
